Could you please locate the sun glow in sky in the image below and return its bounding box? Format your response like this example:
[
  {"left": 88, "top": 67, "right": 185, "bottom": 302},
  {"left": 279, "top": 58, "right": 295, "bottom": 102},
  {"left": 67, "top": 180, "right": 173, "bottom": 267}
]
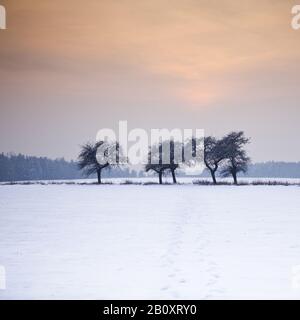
[{"left": 0, "top": 0, "right": 300, "bottom": 161}]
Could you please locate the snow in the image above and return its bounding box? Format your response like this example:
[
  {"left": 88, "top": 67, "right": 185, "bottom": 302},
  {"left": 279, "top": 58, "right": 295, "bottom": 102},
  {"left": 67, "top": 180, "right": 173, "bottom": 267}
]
[
  {"left": 0, "top": 183, "right": 300, "bottom": 299},
  {"left": 1, "top": 176, "right": 300, "bottom": 185}
]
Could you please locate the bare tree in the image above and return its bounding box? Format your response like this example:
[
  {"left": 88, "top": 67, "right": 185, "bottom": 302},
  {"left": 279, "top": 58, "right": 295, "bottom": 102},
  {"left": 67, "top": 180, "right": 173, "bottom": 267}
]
[
  {"left": 145, "top": 140, "right": 180, "bottom": 184},
  {"left": 145, "top": 163, "right": 166, "bottom": 184},
  {"left": 78, "top": 141, "right": 121, "bottom": 184},
  {"left": 204, "top": 136, "right": 225, "bottom": 184},
  {"left": 168, "top": 139, "right": 180, "bottom": 184},
  {"left": 220, "top": 131, "right": 250, "bottom": 185}
]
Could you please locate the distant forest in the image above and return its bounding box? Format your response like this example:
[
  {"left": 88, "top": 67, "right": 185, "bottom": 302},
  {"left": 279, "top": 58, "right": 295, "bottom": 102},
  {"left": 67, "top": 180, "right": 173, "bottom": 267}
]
[
  {"left": 1, "top": 153, "right": 300, "bottom": 182},
  {"left": 201, "top": 162, "right": 300, "bottom": 179},
  {"left": 0, "top": 153, "right": 140, "bottom": 182}
]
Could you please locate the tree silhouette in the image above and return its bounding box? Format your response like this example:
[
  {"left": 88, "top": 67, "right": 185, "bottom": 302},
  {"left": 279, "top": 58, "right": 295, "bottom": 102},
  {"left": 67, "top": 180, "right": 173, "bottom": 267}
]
[
  {"left": 145, "top": 140, "right": 181, "bottom": 184},
  {"left": 204, "top": 136, "right": 226, "bottom": 184},
  {"left": 78, "top": 141, "right": 121, "bottom": 184},
  {"left": 220, "top": 131, "right": 250, "bottom": 185}
]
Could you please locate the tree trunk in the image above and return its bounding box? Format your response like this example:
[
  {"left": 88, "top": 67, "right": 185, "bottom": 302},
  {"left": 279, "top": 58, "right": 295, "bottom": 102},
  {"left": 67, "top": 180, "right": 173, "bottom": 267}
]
[
  {"left": 171, "top": 169, "right": 177, "bottom": 184},
  {"left": 97, "top": 169, "right": 102, "bottom": 184},
  {"left": 232, "top": 171, "right": 237, "bottom": 185},
  {"left": 158, "top": 171, "right": 163, "bottom": 184},
  {"left": 210, "top": 169, "right": 217, "bottom": 185}
]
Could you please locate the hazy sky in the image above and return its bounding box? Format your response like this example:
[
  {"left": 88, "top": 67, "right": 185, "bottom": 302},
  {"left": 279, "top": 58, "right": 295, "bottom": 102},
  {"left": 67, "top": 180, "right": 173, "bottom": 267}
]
[{"left": 0, "top": 0, "right": 300, "bottom": 161}]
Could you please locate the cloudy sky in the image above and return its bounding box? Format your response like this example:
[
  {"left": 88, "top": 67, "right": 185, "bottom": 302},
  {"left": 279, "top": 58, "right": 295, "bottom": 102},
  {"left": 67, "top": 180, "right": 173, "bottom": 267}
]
[{"left": 0, "top": 0, "right": 299, "bottom": 161}]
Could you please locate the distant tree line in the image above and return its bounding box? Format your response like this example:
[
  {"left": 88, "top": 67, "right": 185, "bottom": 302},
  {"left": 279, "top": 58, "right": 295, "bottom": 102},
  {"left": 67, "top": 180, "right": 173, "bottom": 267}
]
[
  {"left": 0, "top": 153, "right": 81, "bottom": 182},
  {"left": 2, "top": 134, "right": 300, "bottom": 183},
  {"left": 0, "top": 153, "right": 139, "bottom": 182},
  {"left": 238, "top": 161, "right": 300, "bottom": 179}
]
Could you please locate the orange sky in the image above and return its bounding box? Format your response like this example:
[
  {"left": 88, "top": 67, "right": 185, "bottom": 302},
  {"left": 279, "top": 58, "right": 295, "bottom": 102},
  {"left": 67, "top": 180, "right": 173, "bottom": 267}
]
[{"left": 0, "top": 0, "right": 300, "bottom": 161}]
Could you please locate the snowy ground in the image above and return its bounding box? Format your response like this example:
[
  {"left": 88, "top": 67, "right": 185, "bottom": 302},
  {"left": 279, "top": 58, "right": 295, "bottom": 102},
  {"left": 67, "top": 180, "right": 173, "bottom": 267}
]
[
  {"left": 1, "top": 176, "right": 300, "bottom": 185},
  {"left": 1, "top": 183, "right": 300, "bottom": 299}
]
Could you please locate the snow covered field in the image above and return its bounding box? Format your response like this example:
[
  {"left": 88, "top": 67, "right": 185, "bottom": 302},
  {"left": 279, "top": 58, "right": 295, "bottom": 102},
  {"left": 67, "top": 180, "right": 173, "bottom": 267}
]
[{"left": 1, "top": 184, "right": 300, "bottom": 299}]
